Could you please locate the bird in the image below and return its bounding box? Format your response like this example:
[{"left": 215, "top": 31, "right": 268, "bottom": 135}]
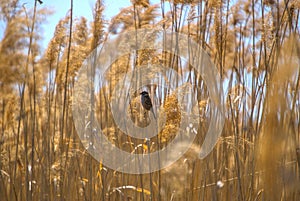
[{"left": 140, "top": 91, "right": 156, "bottom": 118}]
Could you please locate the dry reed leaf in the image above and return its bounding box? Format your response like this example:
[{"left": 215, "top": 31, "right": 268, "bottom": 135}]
[{"left": 256, "top": 35, "right": 300, "bottom": 200}]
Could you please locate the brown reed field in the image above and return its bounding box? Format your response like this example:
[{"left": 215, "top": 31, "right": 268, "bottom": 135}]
[{"left": 0, "top": 0, "right": 300, "bottom": 200}]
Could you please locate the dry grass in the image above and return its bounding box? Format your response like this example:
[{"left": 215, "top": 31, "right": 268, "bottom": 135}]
[{"left": 0, "top": 0, "right": 299, "bottom": 200}]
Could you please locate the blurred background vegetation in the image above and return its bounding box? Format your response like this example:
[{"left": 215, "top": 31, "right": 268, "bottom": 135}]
[{"left": 0, "top": 0, "right": 299, "bottom": 200}]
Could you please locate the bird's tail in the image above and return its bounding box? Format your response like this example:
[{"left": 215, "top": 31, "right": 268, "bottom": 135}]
[{"left": 150, "top": 108, "right": 156, "bottom": 119}]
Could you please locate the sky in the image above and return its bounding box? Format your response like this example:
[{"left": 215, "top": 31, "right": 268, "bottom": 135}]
[{"left": 18, "top": 0, "right": 133, "bottom": 49}]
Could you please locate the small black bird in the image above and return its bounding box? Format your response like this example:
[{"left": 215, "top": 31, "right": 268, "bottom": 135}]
[
  {"left": 140, "top": 91, "right": 152, "bottom": 110},
  {"left": 140, "top": 91, "right": 156, "bottom": 118}
]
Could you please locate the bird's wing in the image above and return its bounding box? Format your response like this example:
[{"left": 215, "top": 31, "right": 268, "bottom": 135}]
[{"left": 144, "top": 97, "right": 152, "bottom": 107}]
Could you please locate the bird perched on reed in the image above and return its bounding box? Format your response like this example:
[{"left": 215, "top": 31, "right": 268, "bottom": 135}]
[{"left": 140, "top": 91, "right": 156, "bottom": 118}]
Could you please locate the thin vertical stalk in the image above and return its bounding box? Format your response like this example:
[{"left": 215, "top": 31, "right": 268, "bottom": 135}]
[{"left": 60, "top": 0, "right": 73, "bottom": 200}]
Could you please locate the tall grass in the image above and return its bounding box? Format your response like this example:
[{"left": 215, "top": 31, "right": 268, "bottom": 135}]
[{"left": 0, "top": 0, "right": 299, "bottom": 200}]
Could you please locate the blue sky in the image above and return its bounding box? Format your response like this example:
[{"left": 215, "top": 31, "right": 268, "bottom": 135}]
[{"left": 18, "top": 0, "right": 133, "bottom": 48}]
